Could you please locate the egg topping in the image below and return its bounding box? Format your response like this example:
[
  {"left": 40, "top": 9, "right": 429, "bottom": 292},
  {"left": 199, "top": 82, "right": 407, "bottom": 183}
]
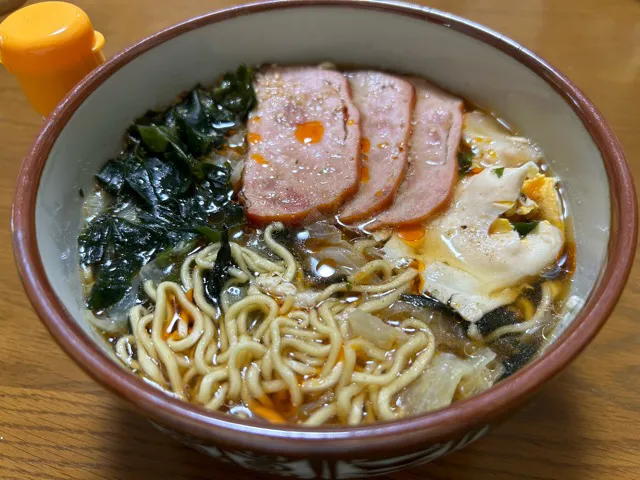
[{"left": 384, "top": 162, "right": 565, "bottom": 322}]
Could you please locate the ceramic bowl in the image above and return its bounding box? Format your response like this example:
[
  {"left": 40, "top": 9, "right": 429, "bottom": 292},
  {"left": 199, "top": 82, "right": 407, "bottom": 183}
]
[{"left": 12, "top": 1, "right": 637, "bottom": 478}]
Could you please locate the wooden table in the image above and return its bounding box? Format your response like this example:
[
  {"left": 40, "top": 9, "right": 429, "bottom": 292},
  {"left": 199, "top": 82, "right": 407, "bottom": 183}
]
[{"left": 1, "top": 0, "right": 639, "bottom": 478}]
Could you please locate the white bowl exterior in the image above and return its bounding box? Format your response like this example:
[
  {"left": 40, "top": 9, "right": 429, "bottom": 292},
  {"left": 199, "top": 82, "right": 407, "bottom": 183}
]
[{"left": 35, "top": 5, "right": 609, "bottom": 353}]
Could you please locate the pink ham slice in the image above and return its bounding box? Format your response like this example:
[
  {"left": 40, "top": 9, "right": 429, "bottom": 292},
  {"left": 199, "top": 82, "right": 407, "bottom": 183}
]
[
  {"left": 368, "top": 77, "right": 463, "bottom": 230},
  {"left": 241, "top": 67, "right": 360, "bottom": 224},
  {"left": 338, "top": 72, "right": 414, "bottom": 223}
]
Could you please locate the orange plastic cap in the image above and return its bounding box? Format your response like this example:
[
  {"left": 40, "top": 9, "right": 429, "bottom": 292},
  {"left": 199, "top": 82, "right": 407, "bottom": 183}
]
[{"left": 0, "top": 1, "right": 105, "bottom": 115}]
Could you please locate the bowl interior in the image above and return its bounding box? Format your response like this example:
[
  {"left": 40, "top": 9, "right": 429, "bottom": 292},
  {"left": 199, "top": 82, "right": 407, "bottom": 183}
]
[{"left": 36, "top": 5, "right": 609, "bottom": 371}]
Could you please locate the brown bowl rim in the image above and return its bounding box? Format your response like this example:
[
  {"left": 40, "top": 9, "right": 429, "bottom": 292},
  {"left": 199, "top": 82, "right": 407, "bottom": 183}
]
[{"left": 11, "top": 0, "right": 637, "bottom": 459}]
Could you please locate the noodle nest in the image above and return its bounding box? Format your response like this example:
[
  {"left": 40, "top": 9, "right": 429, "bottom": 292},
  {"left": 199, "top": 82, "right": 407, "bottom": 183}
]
[{"left": 115, "top": 223, "right": 435, "bottom": 425}]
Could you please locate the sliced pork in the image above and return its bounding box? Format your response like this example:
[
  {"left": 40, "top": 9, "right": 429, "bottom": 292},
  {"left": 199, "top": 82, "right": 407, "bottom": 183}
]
[
  {"left": 338, "top": 72, "right": 414, "bottom": 223},
  {"left": 368, "top": 78, "right": 463, "bottom": 230},
  {"left": 241, "top": 67, "right": 361, "bottom": 223}
]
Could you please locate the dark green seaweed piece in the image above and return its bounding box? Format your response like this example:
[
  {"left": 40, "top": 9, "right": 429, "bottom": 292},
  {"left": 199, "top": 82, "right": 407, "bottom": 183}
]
[
  {"left": 475, "top": 307, "right": 520, "bottom": 336},
  {"left": 78, "top": 214, "right": 112, "bottom": 265},
  {"left": 203, "top": 228, "right": 235, "bottom": 305},
  {"left": 193, "top": 226, "right": 222, "bottom": 244},
  {"left": 522, "top": 282, "right": 543, "bottom": 307},
  {"left": 174, "top": 89, "right": 225, "bottom": 155},
  {"left": 457, "top": 149, "right": 473, "bottom": 174},
  {"left": 214, "top": 203, "right": 245, "bottom": 228},
  {"left": 400, "top": 293, "right": 455, "bottom": 314},
  {"left": 491, "top": 336, "right": 539, "bottom": 379},
  {"left": 109, "top": 217, "right": 165, "bottom": 258},
  {"left": 137, "top": 124, "right": 180, "bottom": 153},
  {"left": 269, "top": 225, "right": 296, "bottom": 252},
  {"left": 136, "top": 117, "right": 203, "bottom": 180},
  {"left": 155, "top": 239, "right": 199, "bottom": 270},
  {"left": 88, "top": 256, "right": 139, "bottom": 311},
  {"left": 80, "top": 65, "right": 255, "bottom": 311},
  {"left": 196, "top": 163, "right": 235, "bottom": 209},
  {"left": 125, "top": 157, "right": 190, "bottom": 208},
  {"left": 95, "top": 158, "right": 129, "bottom": 194},
  {"left": 84, "top": 217, "right": 166, "bottom": 310},
  {"left": 512, "top": 221, "right": 540, "bottom": 238},
  {"left": 502, "top": 342, "right": 538, "bottom": 378},
  {"left": 213, "top": 64, "right": 256, "bottom": 115}
]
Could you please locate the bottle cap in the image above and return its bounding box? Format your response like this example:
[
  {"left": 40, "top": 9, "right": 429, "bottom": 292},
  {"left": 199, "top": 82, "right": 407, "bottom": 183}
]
[{"left": 0, "top": 1, "right": 105, "bottom": 115}]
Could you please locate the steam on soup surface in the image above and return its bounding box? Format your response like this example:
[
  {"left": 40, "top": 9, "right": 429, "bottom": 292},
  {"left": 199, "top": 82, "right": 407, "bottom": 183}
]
[{"left": 78, "top": 65, "right": 575, "bottom": 426}]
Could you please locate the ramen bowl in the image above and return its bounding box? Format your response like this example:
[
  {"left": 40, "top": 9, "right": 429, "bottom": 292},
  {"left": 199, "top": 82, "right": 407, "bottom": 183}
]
[{"left": 12, "top": 0, "right": 637, "bottom": 477}]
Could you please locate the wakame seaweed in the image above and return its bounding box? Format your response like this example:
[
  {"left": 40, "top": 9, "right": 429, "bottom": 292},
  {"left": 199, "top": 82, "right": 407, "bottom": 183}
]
[
  {"left": 202, "top": 228, "right": 236, "bottom": 306},
  {"left": 490, "top": 336, "right": 539, "bottom": 379},
  {"left": 512, "top": 221, "right": 540, "bottom": 238},
  {"left": 457, "top": 148, "right": 474, "bottom": 174},
  {"left": 79, "top": 65, "right": 255, "bottom": 312},
  {"left": 475, "top": 307, "right": 520, "bottom": 336},
  {"left": 400, "top": 293, "right": 455, "bottom": 314}
]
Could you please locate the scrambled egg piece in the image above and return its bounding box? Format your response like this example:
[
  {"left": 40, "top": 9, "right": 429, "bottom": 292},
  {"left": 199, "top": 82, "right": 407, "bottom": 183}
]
[
  {"left": 522, "top": 174, "right": 564, "bottom": 229},
  {"left": 383, "top": 162, "right": 565, "bottom": 323},
  {"left": 488, "top": 218, "right": 514, "bottom": 234}
]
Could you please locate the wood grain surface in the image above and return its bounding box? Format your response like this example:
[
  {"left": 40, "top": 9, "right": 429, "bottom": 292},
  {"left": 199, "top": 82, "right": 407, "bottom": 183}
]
[{"left": 1, "top": 1, "right": 639, "bottom": 479}]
